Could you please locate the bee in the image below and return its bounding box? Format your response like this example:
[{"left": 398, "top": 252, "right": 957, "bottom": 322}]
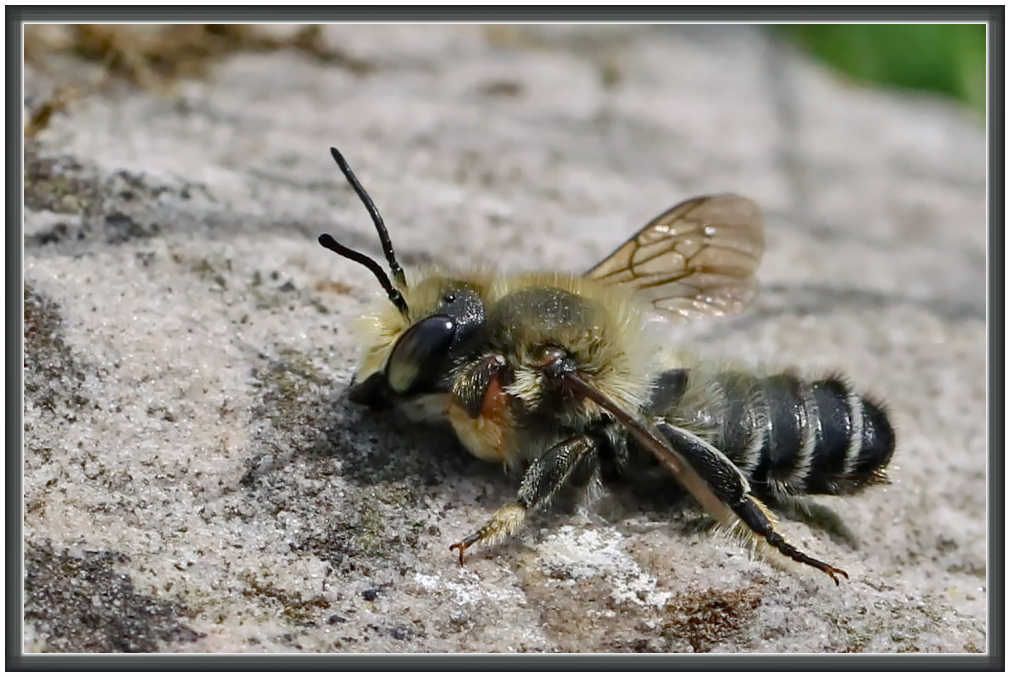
[{"left": 318, "top": 147, "right": 896, "bottom": 584}]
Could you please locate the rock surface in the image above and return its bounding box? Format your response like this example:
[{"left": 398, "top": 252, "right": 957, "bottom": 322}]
[{"left": 23, "top": 25, "right": 986, "bottom": 653}]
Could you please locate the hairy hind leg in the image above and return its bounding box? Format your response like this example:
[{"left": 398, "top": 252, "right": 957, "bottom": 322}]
[{"left": 655, "top": 421, "right": 848, "bottom": 584}]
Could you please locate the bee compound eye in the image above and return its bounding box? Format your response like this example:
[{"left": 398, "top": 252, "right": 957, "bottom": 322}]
[{"left": 386, "top": 315, "right": 457, "bottom": 395}]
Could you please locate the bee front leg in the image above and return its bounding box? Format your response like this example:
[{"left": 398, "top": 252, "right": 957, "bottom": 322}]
[
  {"left": 451, "top": 354, "right": 509, "bottom": 419},
  {"left": 450, "top": 435, "right": 598, "bottom": 564}
]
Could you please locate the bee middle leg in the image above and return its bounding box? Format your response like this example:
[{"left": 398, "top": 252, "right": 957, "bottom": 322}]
[{"left": 449, "top": 435, "right": 598, "bottom": 564}]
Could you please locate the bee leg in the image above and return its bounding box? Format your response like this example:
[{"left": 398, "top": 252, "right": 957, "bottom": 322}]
[
  {"left": 733, "top": 496, "right": 849, "bottom": 584},
  {"left": 449, "top": 435, "right": 598, "bottom": 564},
  {"left": 451, "top": 354, "right": 509, "bottom": 419},
  {"left": 655, "top": 421, "right": 849, "bottom": 585},
  {"left": 449, "top": 503, "right": 526, "bottom": 565},
  {"left": 770, "top": 494, "right": 860, "bottom": 549}
]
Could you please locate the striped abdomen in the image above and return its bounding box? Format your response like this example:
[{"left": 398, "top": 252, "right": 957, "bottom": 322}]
[{"left": 655, "top": 369, "right": 896, "bottom": 497}]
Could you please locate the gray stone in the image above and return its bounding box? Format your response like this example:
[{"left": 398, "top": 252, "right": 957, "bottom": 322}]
[{"left": 23, "top": 25, "right": 986, "bottom": 653}]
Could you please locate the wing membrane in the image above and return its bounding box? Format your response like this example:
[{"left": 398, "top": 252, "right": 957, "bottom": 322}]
[{"left": 587, "top": 195, "right": 764, "bottom": 319}]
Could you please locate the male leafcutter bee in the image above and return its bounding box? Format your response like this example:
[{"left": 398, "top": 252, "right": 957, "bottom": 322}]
[{"left": 318, "top": 147, "right": 895, "bottom": 584}]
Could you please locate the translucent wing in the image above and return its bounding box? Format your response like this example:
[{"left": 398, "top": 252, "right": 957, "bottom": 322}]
[{"left": 586, "top": 195, "right": 764, "bottom": 320}]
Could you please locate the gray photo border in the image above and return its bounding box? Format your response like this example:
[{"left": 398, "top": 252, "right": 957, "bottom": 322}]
[{"left": 9, "top": 4, "right": 1004, "bottom": 671}]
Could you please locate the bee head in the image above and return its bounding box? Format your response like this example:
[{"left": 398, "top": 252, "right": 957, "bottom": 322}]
[
  {"left": 319, "top": 147, "right": 486, "bottom": 410},
  {"left": 351, "top": 278, "right": 487, "bottom": 409}
]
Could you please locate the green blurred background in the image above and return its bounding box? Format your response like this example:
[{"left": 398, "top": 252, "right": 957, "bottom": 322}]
[{"left": 778, "top": 24, "right": 986, "bottom": 116}]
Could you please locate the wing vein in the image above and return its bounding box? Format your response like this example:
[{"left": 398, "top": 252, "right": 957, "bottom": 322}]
[{"left": 586, "top": 195, "right": 765, "bottom": 321}]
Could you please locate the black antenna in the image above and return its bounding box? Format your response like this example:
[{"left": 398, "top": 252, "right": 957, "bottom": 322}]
[
  {"left": 329, "top": 147, "right": 407, "bottom": 288},
  {"left": 318, "top": 234, "right": 409, "bottom": 316}
]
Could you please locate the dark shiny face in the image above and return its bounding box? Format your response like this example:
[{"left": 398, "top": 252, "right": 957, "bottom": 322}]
[{"left": 348, "top": 281, "right": 486, "bottom": 410}]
